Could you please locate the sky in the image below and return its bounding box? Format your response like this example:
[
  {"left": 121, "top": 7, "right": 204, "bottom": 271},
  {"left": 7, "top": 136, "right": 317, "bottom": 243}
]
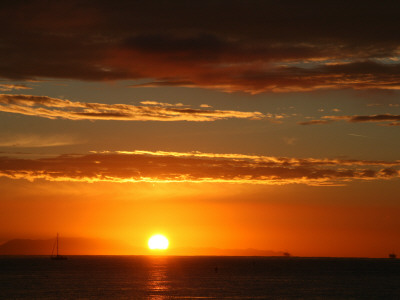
[{"left": 1, "top": 0, "right": 400, "bottom": 257}]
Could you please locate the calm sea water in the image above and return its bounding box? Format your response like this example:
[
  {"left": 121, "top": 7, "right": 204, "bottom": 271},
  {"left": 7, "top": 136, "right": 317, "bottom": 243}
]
[{"left": 0, "top": 256, "right": 399, "bottom": 299}]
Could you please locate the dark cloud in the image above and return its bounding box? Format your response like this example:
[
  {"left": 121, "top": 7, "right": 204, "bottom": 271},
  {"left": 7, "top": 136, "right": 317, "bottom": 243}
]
[
  {"left": 380, "top": 168, "right": 398, "bottom": 177},
  {"left": 0, "top": 150, "right": 399, "bottom": 185},
  {"left": 124, "top": 34, "right": 227, "bottom": 56},
  {"left": 348, "top": 114, "right": 400, "bottom": 123},
  {"left": 1, "top": 1, "right": 400, "bottom": 92},
  {"left": 299, "top": 114, "right": 400, "bottom": 126}
]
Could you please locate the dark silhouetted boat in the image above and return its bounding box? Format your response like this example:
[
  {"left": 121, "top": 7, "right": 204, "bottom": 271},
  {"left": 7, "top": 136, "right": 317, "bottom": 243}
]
[
  {"left": 51, "top": 233, "right": 67, "bottom": 260},
  {"left": 389, "top": 253, "right": 396, "bottom": 259}
]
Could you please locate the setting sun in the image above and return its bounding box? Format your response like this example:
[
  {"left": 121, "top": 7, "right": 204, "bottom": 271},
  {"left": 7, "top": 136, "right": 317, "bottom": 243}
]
[{"left": 148, "top": 234, "right": 169, "bottom": 250}]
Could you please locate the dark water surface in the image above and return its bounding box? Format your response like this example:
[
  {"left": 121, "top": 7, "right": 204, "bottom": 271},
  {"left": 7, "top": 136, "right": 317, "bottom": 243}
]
[{"left": 0, "top": 256, "right": 399, "bottom": 299}]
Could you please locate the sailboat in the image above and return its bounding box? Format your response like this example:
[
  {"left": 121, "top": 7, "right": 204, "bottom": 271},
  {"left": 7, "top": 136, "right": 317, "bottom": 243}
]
[{"left": 51, "top": 233, "right": 68, "bottom": 260}]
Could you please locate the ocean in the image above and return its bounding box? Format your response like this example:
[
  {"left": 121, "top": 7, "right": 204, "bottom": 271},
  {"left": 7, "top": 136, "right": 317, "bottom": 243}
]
[{"left": 0, "top": 256, "right": 399, "bottom": 299}]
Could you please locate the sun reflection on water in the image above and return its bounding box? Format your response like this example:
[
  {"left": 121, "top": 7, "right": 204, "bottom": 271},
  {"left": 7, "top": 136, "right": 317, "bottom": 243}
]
[{"left": 146, "top": 256, "right": 170, "bottom": 299}]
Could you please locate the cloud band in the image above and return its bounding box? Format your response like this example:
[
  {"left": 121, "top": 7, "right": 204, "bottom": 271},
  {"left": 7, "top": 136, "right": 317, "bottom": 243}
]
[
  {"left": 0, "top": 94, "right": 265, "bottom": 122},
  {"left": 0, "top": 150, "right": 398, "bottom": 186}
]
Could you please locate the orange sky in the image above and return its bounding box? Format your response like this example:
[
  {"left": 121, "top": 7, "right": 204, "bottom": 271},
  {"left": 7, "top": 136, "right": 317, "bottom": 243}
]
[
  {"left": 1, "top": 1, "right": 400, "bottom": 258},
  {"left": 1, "top": 178, "right": 399, "bottom": 257}
]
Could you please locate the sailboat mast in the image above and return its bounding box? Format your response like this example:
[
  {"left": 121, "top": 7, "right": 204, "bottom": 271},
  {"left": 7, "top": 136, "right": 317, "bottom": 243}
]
[{"left": 51, "top": 232, "right": 67, "bottom": 260}]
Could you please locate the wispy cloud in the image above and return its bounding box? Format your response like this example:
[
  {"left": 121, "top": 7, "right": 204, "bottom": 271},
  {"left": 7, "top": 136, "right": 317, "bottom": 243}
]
[
  {"left": 329, "top": 114, "right": 400, "bottom": 123},
  {"left": 0, "top": 84, "right": 31, "bottom": 91},
  {"left": 366, "top": 103, "right": 400, "bottom": 107},
  {"left": 282, "top": 137, "right": 298, "bottom": 146},
  {"left": 0, "top": 134, "right": 80, "bottom": 148},
  {"left": 348, "top": 133, "right": 368, "bottom": 138},
  {"left": 0, "top": 94, "right": 266, "bottom": 122},
  {"left": 298, "top": 120, "right": 332, "bottom": 126},
  {"left": 0, "top": 150, "right": 398, "bottom": 186},
  {"left": 299, "top": 114, "right": 400, "bottom": 126},
  {"left": 139, "top": 101, "right": 185, "bottom": 107}
]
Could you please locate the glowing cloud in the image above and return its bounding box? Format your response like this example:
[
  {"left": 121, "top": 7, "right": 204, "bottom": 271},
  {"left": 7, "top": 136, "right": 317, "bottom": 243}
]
[
  {"left": 0, "top": 94, "right": 266, "bottom": 122},
  {"left": 0, "top": 84, "right": 31, "bottom": 91},
  {"left": 0, "top": 150, "right": 398, "bottom": 186}
]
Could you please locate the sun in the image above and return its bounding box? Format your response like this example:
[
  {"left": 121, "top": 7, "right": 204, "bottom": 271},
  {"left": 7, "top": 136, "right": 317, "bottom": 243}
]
[{"left": 148, "top": 234, "right": 169, "bottom": 250}]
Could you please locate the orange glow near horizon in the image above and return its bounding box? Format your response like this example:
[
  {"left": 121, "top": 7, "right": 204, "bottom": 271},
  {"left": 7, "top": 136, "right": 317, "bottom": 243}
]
[{"left": 0, "top": 179, "right": 399, "bottom": 258}]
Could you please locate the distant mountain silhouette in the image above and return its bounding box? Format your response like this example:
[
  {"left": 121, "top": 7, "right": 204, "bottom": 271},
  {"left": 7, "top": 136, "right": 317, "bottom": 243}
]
[
  {"left": 0, "top": 239, "right": 54, "bottom": 255},
  {"left": 0, "top": 238, "right": 287, "bottom": 256},
  {"left": 168, "top": 247, "right": 286, "bottom": 256},
  {"left": 0, "top": 238, "right": 137, "bottom": 255}
]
